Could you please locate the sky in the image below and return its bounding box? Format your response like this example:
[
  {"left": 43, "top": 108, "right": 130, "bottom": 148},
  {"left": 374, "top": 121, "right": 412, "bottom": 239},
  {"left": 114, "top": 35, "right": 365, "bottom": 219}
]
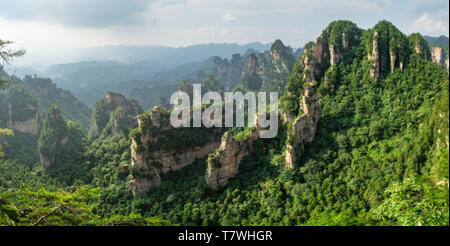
[{"left": 0, "top": 0, "right": 448, "bottom": 66}]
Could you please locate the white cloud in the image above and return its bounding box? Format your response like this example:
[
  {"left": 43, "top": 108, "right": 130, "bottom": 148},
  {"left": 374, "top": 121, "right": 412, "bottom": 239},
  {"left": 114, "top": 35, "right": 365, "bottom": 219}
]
[
  {"left": 411, "top": 12, "right": 448, "bottom": 35},
  {"left": 3, "top": 0, "right": 447, "bottom": 66},
  {"left": 221, "top": 13, "right": 237, "bottom": 22},
  {"left": 0, "top": 0, "right": 152, "bottom": 28},
  {"left": 187, "top": 0, "right": 392, "bottom": 15}
]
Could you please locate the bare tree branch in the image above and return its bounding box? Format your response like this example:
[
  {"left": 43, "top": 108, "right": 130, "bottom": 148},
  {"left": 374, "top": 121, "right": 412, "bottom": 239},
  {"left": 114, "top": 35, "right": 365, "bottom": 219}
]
[{"left": 31, "top": 204, "right": 65, "bottom": 226}]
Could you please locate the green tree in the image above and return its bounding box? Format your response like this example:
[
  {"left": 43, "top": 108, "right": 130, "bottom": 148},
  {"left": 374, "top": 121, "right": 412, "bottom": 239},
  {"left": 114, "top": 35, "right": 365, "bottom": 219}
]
[
  {"left": 374, "top": 178, "right": 449, "bottom": 226},
  {"left": 1, "top": 186, "right": 99, "bottom": 226},
  {"left": 0, "top": 129, "right": 13, "bottom": 158},
  {"left": 0, "top": 39, "right": 25, "bottom": 157},
  {"left": 0, "top": 39, "right": 25, "bottom": 87}
]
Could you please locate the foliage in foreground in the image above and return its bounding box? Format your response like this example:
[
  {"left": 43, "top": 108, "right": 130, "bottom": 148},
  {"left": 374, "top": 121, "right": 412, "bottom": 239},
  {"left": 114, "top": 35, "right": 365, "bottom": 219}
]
[{"left": 0, "top": 186, "right": 172, "bottom": 226}]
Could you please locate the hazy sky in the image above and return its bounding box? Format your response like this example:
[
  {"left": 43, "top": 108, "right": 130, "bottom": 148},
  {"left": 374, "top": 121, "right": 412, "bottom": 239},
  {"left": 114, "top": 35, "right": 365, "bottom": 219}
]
[{"left": 0, "top": 0, "right": 448, "bottom": 66}]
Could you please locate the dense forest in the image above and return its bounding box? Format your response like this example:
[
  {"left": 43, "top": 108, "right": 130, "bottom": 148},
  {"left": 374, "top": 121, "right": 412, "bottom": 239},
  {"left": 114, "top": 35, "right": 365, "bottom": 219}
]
[{"left": 0, "top": 20, "right": 449, "bottom": 226}]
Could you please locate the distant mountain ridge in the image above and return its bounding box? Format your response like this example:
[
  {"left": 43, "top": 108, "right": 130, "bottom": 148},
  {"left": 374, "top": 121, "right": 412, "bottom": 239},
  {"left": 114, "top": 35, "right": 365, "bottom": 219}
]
[
  {"left": 424, "top": 35, "right": 449, "bottom": 47},
  {"left": 75, "top": 42, "right": 273, "bottom": 66},
  {"left": 8, "top": 42, "right": 273, "bottom": 108}
]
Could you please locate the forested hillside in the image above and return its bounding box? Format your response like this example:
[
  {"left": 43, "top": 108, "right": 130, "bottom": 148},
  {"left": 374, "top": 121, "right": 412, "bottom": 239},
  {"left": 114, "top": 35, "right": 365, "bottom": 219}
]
[
  {"left": 2, "top": 74, "right": 92, "bottom": 130},
  {"left": 0, "top": 20, "right": 448, "bottom": 226}
]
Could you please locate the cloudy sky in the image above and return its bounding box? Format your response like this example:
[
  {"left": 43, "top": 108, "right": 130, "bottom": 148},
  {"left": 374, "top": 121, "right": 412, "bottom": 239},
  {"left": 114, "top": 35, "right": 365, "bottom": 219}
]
[{"left": 0, "top": 0, "right": 448, "bottom": 65}]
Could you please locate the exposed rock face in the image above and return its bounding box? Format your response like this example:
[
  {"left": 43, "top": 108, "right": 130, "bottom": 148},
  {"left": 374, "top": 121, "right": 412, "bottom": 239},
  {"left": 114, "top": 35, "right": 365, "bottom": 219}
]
[
  {"left": 299, "top": 21, "right": 361, "bottom": 84},
  {"left": 342, "top": 33, "right": 349, "bottom": 49},
  {"left": 329, "top": 44, "right": 343, "bottom": 66},
  {"left": 19, "top": 75, "right": 92, "bottom": 130},
  {"left": 261, "top": 39, "right": 296, "bottom": 93},
  {"left": 302, "top": 54, "right": 316, "bottom": 82},
  {"left": 247, "top": 53, "right": 266, "bottom": 78},
  {"left": 177, "top": 75, "right": 224, "bottom": 104},
  {"left": 129, "top": 106, "right": 226, "bottom": 195},
  {"left": 102, "top": 106, "right": 140, "bottom": 138},
  {"left": 409, "top": 33, "right": 431, "bottom": 61},
  {"left": 431, "top": 47, "right": 448, "bottom": 69},
  {"left": 410, "top": 33, "right": 448, "bottom": 69},
  {"left": 270, "top": 40, "right": 295, "bottom": 74},
  {"left": 38, "top": 105, "right": 69, "bottom": 168},
  {"left": 367, "top": 21, "right": 410, "bottom": 80},
  {"left": 206, "top": 126, "right": 260, "bottom": 189},
  {"left": 368, "top": 31, "right": 380, "bottom": 79},
  {"left": 204, "top": 43, "right": 296, "bottom": 93},
  {"left": 89, "top": 92, "right": 143, "bottom": 140},
  {"left": 389, "top": 50, "right": 397, "bottom": 73},
  {"left": 282, "top": 21, "right": 360, "bottom": 122},
  {"left": 250, "top": 53, "right": 267, "bottom": 78},
  {"left": 436, "top": 111, "right": 449, "bottom": 151},
  {"left": 285, "top": 82, "right": 321, "bottom": 168},
  {"left": 212, "top": 54, "right": 245, "bottom": 91},
  {"left": 234, "top": 53, "right": 267, "bottom": 91},
  {"left": 40, "top": 144, "right": 57, "bottom": 168},
  {"left": 209, "top": 50, "right": 285, "bottom": 92},
  {"left": 7, "top": 107, "right": 39, "bottom": 136},
  {"left": 234, "top": 40, "right": 297, "bottom": 93},
  {"left": 294, "top": 48, "right": 304, "bottom": 61},
  {"left": 0, "top": 87, "right": 40, "bottom": 136}
]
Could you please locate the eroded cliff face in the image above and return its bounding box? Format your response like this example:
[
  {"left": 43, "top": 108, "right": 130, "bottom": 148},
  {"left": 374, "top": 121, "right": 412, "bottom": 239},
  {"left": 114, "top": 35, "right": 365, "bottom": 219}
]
[
  {"left": 261, "top": 39, "right": 296, "bottom": 93},
  {"left": 409, "top": 33, "right": 431, "bottom": 61},
  {"left": 285, "top": 82, "right": 321, "bottom": 168},
  {"left": 248, "top": 53, "right": 267, "bottom": 79},
  {"left": 367, "top": 21, "right": 411, "bottom": 80},
  {"left": 40, "top": 136, "right": 69, "bottom": 168},
  {"left": 431, "top": 47, "right": 449, "bottom": 69},
  {"left": 234, "top": 53, "right": 267, "bottom": 91},
  {"left": 295, "top": 22, "right": 361, "bottom": 85},
  {"left": 89, "top": 92, "right": 143, "bottom": 140},
  {"left": 212, "top": 54, "right": 245, "bottom": 91},
  {"left": 206, "top": 126, "right": 260, "bottom": 189},
  {"left": 38, "top": 105, "right": 69, "bottom": 168},
  {"left": 129, "top": 106, "right": 226, "bottom": 195},
  {"left": 369, "top": 29, "right": 448, "bottom": 76},
  {"left": 19, "top": 75, "right": 92, "bottom": 130},
  {"left": 432, "top": 46, "right": 446, "bottom": 65},
  {"left": 7, "top": 107, "right": 39, "bottom": 136},
  {"left": 281, "top": 21, "right": 361, "bottom": 167}
]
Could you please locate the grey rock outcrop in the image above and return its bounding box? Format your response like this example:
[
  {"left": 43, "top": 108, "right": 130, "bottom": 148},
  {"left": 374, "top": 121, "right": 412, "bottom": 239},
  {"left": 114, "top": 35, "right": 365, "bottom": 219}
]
[
  {"left": 0, "top": 87, "right": 40, "bottom": 136},
  {"left": 206, "top": 126, "right": 260, "bottom": 189},
  {"left": 7, "top": 107, "right": 39, "bottom": 136},
  {"left": 431, "top": 46, "right": 449, "bottom": 69},
  {"left": 212, "top": 54, "right": 245, "bottom": 91},
  {"left": 367, "top": 21, "right": 410, "bottom": 80},
  {"left": 234, "top": 53, "right": 267, "bottom": 91},
  {"left": 38, "top": 105, "right": 69, "bottom": 168},
  {"left": 89, "top": 92, "right": 143, "bottom": 140},
  {"left": 368, "top": 31, "right": 380, "bottom": 79}
]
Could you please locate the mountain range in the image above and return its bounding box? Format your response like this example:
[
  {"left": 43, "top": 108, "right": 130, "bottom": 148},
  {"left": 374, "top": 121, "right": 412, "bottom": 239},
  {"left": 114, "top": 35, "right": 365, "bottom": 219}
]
[{"left": 1, "top": 20, "right": 449, "bottom": 227}]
